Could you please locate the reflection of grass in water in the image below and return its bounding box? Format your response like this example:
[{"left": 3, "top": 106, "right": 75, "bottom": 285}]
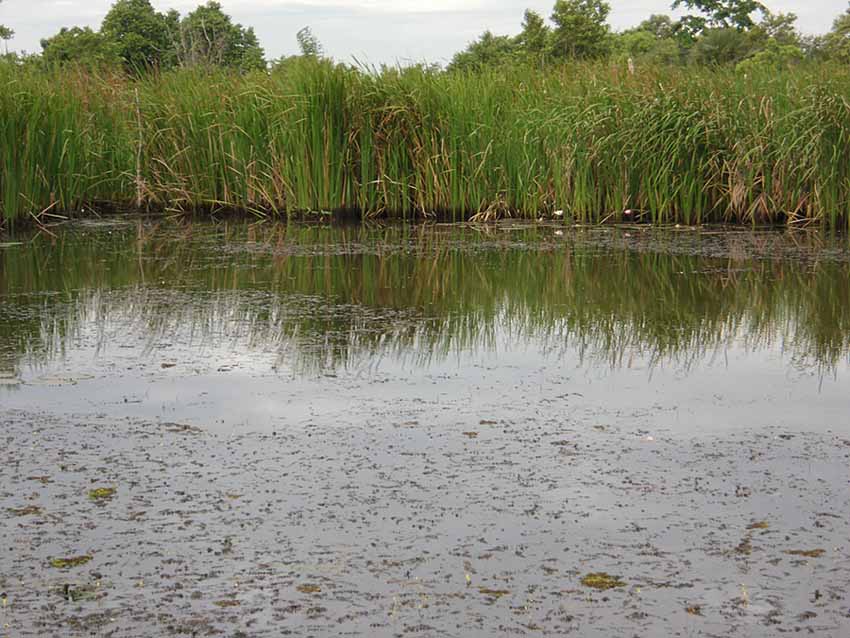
[{"left": 0, "top": 222, "right": 849, "bottom": 375}]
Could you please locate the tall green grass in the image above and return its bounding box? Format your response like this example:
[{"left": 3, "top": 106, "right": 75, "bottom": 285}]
[{"left": 2, "top": 60, "right": 849, "bottom": 226}]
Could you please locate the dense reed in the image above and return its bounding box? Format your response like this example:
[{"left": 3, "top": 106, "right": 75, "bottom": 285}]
[{"left": 1, "top": 60, "right": 850, "bottom": 226}]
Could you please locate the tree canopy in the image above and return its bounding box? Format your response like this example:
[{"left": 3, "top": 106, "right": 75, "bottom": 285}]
[
  {"left": 550, "top": 0, "right": 611, "bottom": 60},
  {"left": 173, "top": 2, "right": 264, "bottom": 70},
  {"left": 0, "top": 0, "right": 14, "bottom": 46},
  {"left": 825, "top": 4, "right": 850, "bottom": 63},
  {"left": 19, "top": 0, "right": 850, "bottom": 74},
  {"left": 38, "top": 0, "right": 264, "bottom": 72}
]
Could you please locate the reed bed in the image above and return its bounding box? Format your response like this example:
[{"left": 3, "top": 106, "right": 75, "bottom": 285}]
[{"left": 1, "top": 60, "right": 849, "bottom": 226}]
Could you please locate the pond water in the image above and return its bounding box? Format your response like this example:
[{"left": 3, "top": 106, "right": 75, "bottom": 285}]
[
  {"left": 1, "top": 219, "right": 849, "bottom": 433},
  {"left": 1, "top": 219, "right": 849, "bottom": 636}
]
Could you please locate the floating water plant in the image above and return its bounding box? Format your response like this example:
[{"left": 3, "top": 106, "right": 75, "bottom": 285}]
[
  {"left": 580, "top": 572, "right": 626, "bottom": 590},
  {"left": 88, "top": 487, "right": 116, "bottom": 501},
  {"left": 49, "top": 555, "right": 92, "bottom": 569}
]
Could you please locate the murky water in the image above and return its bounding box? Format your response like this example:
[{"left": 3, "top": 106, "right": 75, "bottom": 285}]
[{"left": 1, "top": 219, "right": 849, "bottom": 636}]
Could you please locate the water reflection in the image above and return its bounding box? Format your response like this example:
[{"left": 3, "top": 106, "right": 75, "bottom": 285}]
[{"left": 1, "top": 220, "right": 849, "bottom": 379}]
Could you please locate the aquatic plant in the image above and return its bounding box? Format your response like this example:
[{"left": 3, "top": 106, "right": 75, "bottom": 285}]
[
  {"left": 580, "top": 572, "right": 626, "bottom": 590},
  {"left": 1, "top": 59, "right": 849, "bottom": 227}
]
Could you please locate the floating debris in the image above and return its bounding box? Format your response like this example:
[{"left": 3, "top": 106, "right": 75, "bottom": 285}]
[
  {"left": 58, "top": 583, "right": 102, "bottom": 603},
  {"left": 164, "top": 423, "right": 203, "bottom": 435},
  {"left": 686, "top": 605, "right": 702, "bottom": 616},
  {"left": 747, "top": 521, "right": 769, "bottom": 530},
  {"left": 8, "top": 505, "right": 41, "bottom": 517},
  {"left": 214, "top": 599, "right": 240, "bottom": 608},
  {"left": 50, "top": 556, "right": 92, "bottom": 569},
  {"left": 478, "top": 587, "right": 510, "bottom": 598},
  {"left": 735, "top": 535, "right": 753, "bottom": 555},
  {"left": 88, "top": 487, "right": 116, "bottom": 502},
  {"left": 785, "top": 549, "right": 825, "bottom": 558},
  {"left": 580, "top": 572, "right": 626, "bottom": 590},
  {"left": 462, "top": 432, "right": 478, "bottom": 439},
  {"left": 297, "top": 584, "right": 322, "bottom": 594}
]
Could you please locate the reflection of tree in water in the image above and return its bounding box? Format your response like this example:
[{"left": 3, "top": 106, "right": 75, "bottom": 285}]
[{"left": 1, "top": 221, "right": 849, "bottom": 375}]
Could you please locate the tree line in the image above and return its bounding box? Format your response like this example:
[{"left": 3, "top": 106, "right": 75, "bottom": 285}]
[
  {"left": 451, "top": 1, "right": 850, "bottom": 71},
  {"left": 1, "top": 0, "right": 849, "bottom": 73}
]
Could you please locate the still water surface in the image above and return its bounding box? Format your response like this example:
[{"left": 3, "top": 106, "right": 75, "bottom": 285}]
[
  {"left": 2, "top": 219, "right": 850, "bottom": 637},
  {"left": 1, "top": 219, "right": 848, "bottom": 435}
]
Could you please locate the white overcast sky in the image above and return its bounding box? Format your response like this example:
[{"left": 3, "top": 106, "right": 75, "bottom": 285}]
[{"left": 1, "top": 1, "right": 846, "bottom": 65}]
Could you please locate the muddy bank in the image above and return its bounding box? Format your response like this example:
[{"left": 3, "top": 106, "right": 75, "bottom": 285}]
[{"left": 2, "top": 409, "right": 848, "bottom": 637}]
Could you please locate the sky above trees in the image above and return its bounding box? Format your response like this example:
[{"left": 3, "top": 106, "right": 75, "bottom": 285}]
[{"left": 0, "top": 0, "right": 842, "bottom": 64}]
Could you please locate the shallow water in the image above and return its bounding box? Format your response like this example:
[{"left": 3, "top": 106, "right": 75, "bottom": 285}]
[
  {"left": 1, "top": 219, "right": 849, "bottom": 434},
  {"left": 1, "top": 219, "right": 849, "bottom": 636}
]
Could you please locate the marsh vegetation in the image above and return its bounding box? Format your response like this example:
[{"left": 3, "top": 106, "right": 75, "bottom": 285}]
[{"left": 2, "top": 1, "right": 850, "bottom": 227}]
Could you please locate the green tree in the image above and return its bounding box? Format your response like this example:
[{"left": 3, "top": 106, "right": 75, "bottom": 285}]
[
  {"left": 40, "top": 27, "right": 118, "bottom": 67},
  {"left": 0, "top": 0, "right": 13, "bottom": 52},
  {"left": 754, "top": 9, "right": 800, "bottom": 46},
  {"left": 689, "top": 27, "right": 754, "bottom": 64},
  {"left": 101, "top": 0, "right": 172, "bottom": 71},
  {"left": 736, "top": 38, "right": 802, "bottom": 73},
  {"left": 296, "top": 26, "right": 323, "bottom": 58},
  {"left": 615, "top": 30, "right": 681, "bottom": 65},
  {"left": 617, "top": 13, "right": 682, "bottom": 64},
  {"left": 549, "top": 0, "right": 611, "bottom": 60},
  {"left": 448, "top": 30, "right": 518, "bottom": 72},
  {"left": 517, "top": 9, "right": 550, "bottom": 63},
  {"left": 673, "top": 0, "right": 765, "bottom": 37},
  {"left": 175, "top": 1, "right": 264, "bottom": 70},
  {"left": 634, "top": 14, "right": 676, "bottom": 40},
  {"left": 824, "top": 4, "right": 850, "bottom": 63}
]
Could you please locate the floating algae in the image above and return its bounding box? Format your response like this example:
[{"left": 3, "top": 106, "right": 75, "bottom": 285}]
[
  {"left": 214, "top": 599, "right": 241, "bottom": 608},
  {"left": 88, "top": 487, "right": 116, "bottom": 501},
  {"left": 581, "top": 573, "right": 626, "bottom": 590},
  {"left": 50, "top": 556, "right": 92, "bottom": 569},
  {"left": 8, "top": 505, "right": 41, "bottom": 516}
]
